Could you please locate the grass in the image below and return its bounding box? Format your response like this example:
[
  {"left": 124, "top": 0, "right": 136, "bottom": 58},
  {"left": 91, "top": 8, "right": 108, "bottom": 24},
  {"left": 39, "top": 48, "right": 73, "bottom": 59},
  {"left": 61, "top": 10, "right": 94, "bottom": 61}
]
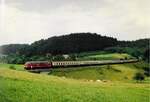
[
  {"left": 51, "top": 63, "right": 144, "bottom": 82},
  {"left": 0, "top": 63, "right": 24, "bottom": 71},
  {"left": 77, "top": 51, "right": 107, "bottom": 57},
  {"left": 78, "top": 53, "right": 133, "bottom": 60},
  {"left": 0, "top": 68, "right": 149, "bottom": 102}
]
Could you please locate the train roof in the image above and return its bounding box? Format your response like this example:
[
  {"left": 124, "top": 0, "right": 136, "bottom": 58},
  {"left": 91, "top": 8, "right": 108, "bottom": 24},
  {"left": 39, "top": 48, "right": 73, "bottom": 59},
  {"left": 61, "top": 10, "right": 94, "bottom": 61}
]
[{"left": 25, "top": 61, "right": 49, "bottom": 64}]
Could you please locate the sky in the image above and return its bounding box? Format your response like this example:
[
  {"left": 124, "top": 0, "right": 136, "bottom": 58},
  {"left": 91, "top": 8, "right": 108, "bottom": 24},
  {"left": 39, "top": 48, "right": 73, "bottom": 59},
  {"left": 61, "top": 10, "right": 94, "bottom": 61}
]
[{"left": 0, "top": 0, "right": 150, "bottom": 45}]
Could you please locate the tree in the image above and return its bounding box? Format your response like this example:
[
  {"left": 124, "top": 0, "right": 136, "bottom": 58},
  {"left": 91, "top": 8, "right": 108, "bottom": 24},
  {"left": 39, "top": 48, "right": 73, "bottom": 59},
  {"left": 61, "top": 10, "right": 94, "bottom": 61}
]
[
  {"left": 53, "top": 55, "right": 65, "bottom": 61},
  {"left": 69, "top": 54, "right": 77, "bottom": 61},
  {"left": 144, "top": 48, "right": 150, "bottom": 62}
]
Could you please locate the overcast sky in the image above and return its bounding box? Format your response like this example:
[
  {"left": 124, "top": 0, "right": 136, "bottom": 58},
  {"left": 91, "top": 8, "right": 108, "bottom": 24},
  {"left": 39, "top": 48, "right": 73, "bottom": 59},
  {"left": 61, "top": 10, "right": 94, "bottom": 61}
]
[{"left": 0, "top": 0, "right": 149, "bottom": 45}]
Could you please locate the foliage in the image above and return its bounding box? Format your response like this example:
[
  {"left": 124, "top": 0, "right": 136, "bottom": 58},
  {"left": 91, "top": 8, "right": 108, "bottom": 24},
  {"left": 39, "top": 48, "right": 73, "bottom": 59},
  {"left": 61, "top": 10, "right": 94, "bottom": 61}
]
[
  {"left": 117, "top": 39, "right": 150, "bottom": 58},
  {"left": 0, "top": 33, "right": 117, "bottom": 55},
  {"left": 143, "top": 66, "right": 150, "bottom": 77},
  {"left": 0, "top": 33, "right": 149, "bottom": 64},
  {"left": 52, "top": 55, "right": 65, "bottom": 61},
  {"left": 104, "top": 47, "right": 146, "bottom": 59},
  {"left": 144, "top": 48, "right": 150, "bottom": 62},
  {"left": 0, "top": 53, "right": 78, "bottom": 64},
  {"left": 133, "top": 72, "right": 145, "bottom": 81},
  {"left": 9, "top": 65, "right": 16, "bottom": 70},
  {"left": 144, "top": 68, "right": 150, "bottom": 77},
  {"left": 0, "top": 44, "right": 30, "bottom": 55},
  {"left": 118, "top": 39, "right": 149, "bottom": 48},
  {"left": 0, "top": 52, "right": 131, "bottom": 64},
  {"left": 69, "top": 54, "right": 77, "bottom": 61}
]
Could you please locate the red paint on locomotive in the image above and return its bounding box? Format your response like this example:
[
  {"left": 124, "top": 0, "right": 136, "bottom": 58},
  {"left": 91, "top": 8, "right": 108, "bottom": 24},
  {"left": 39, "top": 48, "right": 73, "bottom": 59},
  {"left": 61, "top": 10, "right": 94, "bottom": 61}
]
[{"left": 24, "top": 61, "right": 52, "bottom": 70}]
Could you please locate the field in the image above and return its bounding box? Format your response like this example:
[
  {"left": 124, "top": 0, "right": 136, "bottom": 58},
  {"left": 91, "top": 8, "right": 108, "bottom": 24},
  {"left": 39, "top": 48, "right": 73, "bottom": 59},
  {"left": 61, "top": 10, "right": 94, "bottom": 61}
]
[
  {"left": 51, "top": 62, "right": 149, "bottom": 82},
  {"left": 0, "top": 62, "right": 150, "bottom": 102},
  {"left": 51, "top": 64, "right": 139, "bottom": 81},
  {"left": 0, "top": 68, "right": 150, "bottom": 102},
  {"left": 77, "top": 52, "right": 133, "bottom": 60}
]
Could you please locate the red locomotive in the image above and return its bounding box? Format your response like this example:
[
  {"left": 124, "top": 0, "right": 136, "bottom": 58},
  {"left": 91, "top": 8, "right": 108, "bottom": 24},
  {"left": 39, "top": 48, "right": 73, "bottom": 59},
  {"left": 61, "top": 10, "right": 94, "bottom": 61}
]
[{"left": 24, "top": 61, "right": 52, "bottom": 72}]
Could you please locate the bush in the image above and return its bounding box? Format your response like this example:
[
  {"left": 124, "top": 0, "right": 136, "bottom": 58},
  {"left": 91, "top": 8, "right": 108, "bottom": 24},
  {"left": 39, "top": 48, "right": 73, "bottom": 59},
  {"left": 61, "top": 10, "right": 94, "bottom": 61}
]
[
  {"left": 104, "top": 47, "right": 143, "bottom": 58},
  {"left": 69, "top": 54, "right": 77, "bottom": 61},
  {"left": 133, "top": 72, "right": 145, "bottom": 82},
  {"left": 143, "top": 67, "right": 150, "bottom": 76},
  {"left": 53, "top": 55, "right": 65, "bottom": 61},
  {"left": 144, "top": 48, "right": 150, "bottom": 62},
  {"left": 9, "top": 65, "right": 16, "bottom": 70}
]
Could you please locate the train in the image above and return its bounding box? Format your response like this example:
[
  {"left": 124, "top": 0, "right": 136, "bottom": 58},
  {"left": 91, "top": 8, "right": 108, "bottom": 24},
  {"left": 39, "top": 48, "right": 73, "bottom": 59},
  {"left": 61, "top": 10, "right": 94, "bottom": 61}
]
[{"left": 24, "top": 59, "right": 138, "bottom": 72}]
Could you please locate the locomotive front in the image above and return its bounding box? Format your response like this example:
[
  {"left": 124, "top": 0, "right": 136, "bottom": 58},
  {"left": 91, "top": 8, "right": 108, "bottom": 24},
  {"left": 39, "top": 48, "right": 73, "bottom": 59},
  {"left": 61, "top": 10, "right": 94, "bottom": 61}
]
[{"left": 24, "top": 61, "right": 52, "bottom": 72}]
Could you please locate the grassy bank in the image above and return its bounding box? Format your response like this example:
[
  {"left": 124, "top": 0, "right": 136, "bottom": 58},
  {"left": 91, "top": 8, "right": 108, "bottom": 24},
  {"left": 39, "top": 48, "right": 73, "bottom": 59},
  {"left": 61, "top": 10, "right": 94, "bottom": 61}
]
[
  {"left": 0, "top": 68, "right": 149, "bottom": 102},
  {"left": 51, "top": 64, "right": 138, "bottom": 82},
  {"left": 77, "top": 53, "right": 133, "bottom": 60}
]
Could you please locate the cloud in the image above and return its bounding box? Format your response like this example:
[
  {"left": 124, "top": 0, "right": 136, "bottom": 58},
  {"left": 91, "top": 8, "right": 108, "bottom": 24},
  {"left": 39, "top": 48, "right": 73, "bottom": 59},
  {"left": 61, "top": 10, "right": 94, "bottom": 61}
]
[
  {"left": 0, "top": 0, "right": 149, "bottom": 45},
  {"left": 5, "top": 0, "right": 108, "bottom": 13}
]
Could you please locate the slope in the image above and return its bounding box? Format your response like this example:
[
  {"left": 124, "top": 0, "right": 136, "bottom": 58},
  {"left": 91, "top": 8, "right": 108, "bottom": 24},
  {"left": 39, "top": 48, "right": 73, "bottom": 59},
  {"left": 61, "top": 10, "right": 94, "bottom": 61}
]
[{"left": 0, "top": 68, "right": 149, "bottom": 102}]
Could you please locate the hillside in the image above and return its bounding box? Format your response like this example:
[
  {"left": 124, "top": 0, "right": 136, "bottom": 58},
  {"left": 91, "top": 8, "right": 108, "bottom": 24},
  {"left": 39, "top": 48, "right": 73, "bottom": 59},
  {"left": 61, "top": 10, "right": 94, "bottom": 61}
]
[
  {"left": 0, "top": 59, "right": 149, "bottom": 81},
  {"left": 0, "top": 54, "right": 149, "bottom": 102},
  {"left": 77, "top": 52, "right": 133, "bottom": 60},
  {"left": 51, "top": 64, "right": 139, "bottom": 81},
  {"left": 0, "top": 52, "right": 149, "bottom": 82},
  {"left": 0, "top": 33, "right": 149, "bottom": 56},
  {"left": 0, "top": 67, "right": 149, "bottom": 102},
  {"left": 0, "top": 33, "right": 117, "bottom": 55},
  {"left": 0, "top": 33, "right": 149, "bottom": 64}
]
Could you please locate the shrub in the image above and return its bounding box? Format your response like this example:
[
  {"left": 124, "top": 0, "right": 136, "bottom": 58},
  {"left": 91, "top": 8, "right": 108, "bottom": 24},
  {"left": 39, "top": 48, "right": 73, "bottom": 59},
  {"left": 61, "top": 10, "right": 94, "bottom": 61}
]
[
  {"left": 53, "top": 55, "right": 65, "bottom": 61},
  {"left": 143, "top": 67, "right": 150, "bottom": 76},
  {"left": 133, "top": 72, "right": 145, "bottom": 82},
  {"left": 9, "top": 65, "right": 16, "bottom": 70}
]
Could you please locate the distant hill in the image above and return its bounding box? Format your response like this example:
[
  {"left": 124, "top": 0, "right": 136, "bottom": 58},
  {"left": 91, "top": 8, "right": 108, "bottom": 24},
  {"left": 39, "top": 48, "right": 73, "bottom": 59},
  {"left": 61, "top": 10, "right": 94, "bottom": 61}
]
[
  {"left": 0, "top": 33, "right": 117, "bottom": 55},
  {"left": 118, "top": 38, "right": 150, "bottom": 48},
  {"left": 0, "top": 33, "right": 149, "bottom": 56}
]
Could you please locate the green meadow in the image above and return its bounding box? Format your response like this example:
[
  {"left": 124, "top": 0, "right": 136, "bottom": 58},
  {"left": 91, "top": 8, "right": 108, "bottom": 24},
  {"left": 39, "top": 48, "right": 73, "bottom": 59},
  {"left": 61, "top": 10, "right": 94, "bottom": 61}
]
[
  {"left": 0, "top": 61, "right": 150, "bottom": 102},
  {"left": 78, "top": 53, "right": 133, "bottom": 60}
]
